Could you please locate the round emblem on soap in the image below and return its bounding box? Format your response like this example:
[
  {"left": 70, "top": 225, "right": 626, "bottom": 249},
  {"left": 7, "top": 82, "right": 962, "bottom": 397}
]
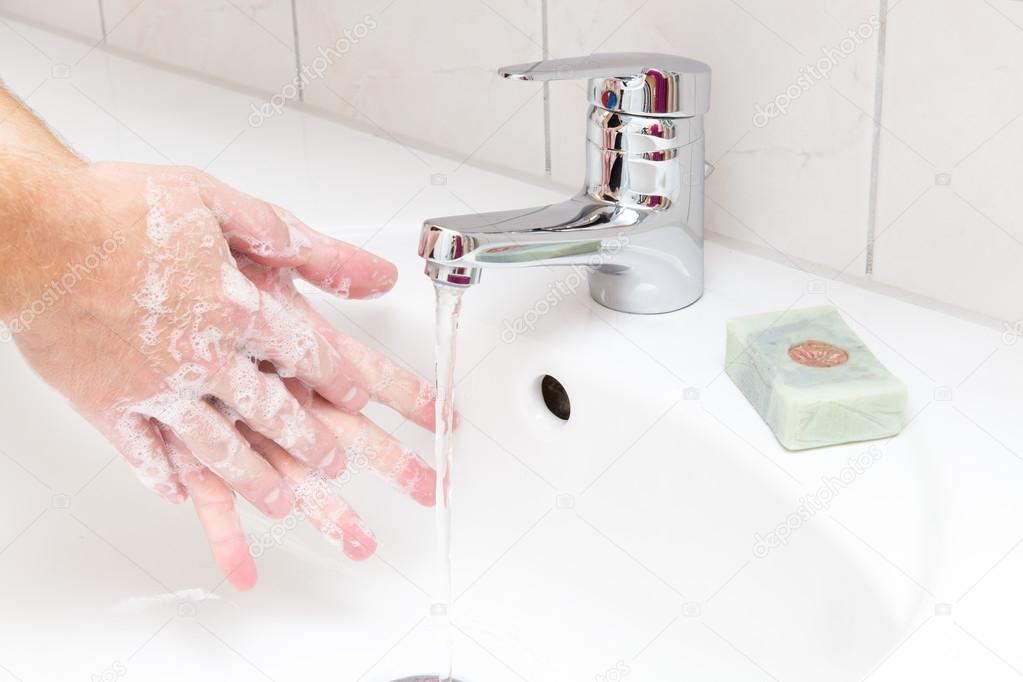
[{"left": 788, "top": 340, "right": 849, "bottom": 368}]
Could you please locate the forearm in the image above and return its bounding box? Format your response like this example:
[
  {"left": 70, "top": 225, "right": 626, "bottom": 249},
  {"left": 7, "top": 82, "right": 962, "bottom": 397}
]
[
  {"left": 0, "top": 85, "right": 82, "bottom": 166},
  {"left": 0, "top": 155, "right": 49, "bottom": 315},
  {"left": 0, "top": 88, "right": 91, "bottom": 316}
]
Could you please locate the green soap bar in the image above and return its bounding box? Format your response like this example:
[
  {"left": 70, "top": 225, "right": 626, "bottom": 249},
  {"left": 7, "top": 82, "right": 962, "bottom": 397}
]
[{"left": 725, "top": 306, "right": 907, "bottom": 451}]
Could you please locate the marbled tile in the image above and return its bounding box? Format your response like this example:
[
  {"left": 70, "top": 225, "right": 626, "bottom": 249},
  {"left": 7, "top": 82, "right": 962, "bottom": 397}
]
[
  {"left": 295, "top": 0, "right": 546, "bottom": 178},
  {"left": 101, "top": 0, "right": 296, "bottom": 95},
  {"left": 0, "top": 0, "right": 102, "bottom": 41}
]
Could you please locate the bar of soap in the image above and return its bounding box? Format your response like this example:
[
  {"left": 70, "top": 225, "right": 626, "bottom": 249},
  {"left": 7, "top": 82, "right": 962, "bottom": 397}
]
[{"left": 725, "top": 306, "right": 907, "bottom": 451}]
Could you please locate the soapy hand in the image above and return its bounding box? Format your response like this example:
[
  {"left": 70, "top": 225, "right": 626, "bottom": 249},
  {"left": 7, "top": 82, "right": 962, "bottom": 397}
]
[{"left": 1, "top": 160, "right": 437, "bottom": 590}]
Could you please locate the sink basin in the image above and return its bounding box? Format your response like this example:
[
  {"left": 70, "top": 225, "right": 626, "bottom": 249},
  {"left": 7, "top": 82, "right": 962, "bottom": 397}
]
[{"left": 251, "top": 228, "right": 937, "bottom": 681}]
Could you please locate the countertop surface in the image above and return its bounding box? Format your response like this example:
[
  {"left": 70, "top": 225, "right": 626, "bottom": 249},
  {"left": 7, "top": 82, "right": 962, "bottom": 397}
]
[{"left": 1, "top": 17, "right": 1023, "bottom": 682}]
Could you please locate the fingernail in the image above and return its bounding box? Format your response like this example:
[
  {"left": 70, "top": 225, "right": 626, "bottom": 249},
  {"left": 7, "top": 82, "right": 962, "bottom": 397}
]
[
  {"left": 320, "top": 447, "right": 347, "bottom": 477},
  {"left": 341, "top": 385, "right": 370, "bottom": 412},
  {"left": 321, "top": 449, "right": 336, "bottom": 470},
  {"left": 344, "top": 519, "right": 377, "bottom": 561},
  {"left": 264, "top": 486, "right": 293, "bottom": 517},
  {"left": 413, "top": 472, "right": 436, "bottom": 507},
  {"left": 394, "top": 455, "right": 436, "bottom": 507}
]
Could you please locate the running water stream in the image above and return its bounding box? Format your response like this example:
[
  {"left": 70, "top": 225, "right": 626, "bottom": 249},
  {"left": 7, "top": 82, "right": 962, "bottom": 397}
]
[
  {"left": 392, "top": 283, "right": 464, "bottom": 682},
  {"left": 431, "top": 282, "right": 463, "bottom": 682}
]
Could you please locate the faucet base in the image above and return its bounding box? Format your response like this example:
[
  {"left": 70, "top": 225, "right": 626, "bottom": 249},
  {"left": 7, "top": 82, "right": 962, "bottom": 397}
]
[
  {"left": 588, "top": 277, "right": 702, "bottom": 313},
  {"left": 590, "top": 286, "right": 703, "bottom": 314},
  {"left": 587, "top": 242, "right": 704, "bottom": 314}
]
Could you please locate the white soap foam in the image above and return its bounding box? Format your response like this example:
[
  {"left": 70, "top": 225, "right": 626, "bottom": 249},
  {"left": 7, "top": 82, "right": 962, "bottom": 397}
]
[
  {"left": 113, "top": 588, "right": 221, "bottom": 613},
  {"left": 220, "top": 262, "right": 260, "bottom": 313}
]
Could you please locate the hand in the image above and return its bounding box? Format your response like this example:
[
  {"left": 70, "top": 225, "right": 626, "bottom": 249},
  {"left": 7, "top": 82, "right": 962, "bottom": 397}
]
[{"left": 1, "top": 159, "right": 437, "bottom": 590}]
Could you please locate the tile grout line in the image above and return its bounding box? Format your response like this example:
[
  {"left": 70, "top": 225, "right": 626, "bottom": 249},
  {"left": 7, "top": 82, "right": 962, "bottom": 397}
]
[
  {"left": 865, "top": 0, "right": 889, "bottom": 276},
  {"left": 541, "top": 0, "right": 552, "bottom": 175},
  {"left": 97, "top": 0, "right": 107, "bottom": 43},
  {"left": 289, "top": 0, "right": 304, "bottom": 102}
]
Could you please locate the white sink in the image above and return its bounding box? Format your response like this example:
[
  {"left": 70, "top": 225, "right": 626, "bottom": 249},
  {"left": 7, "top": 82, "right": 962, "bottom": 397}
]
[{"left": 258, "top": 229, "right": 936, "bottom": 681}]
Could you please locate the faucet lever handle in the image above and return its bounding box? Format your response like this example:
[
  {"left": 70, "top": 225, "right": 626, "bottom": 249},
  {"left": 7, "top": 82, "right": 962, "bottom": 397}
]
[{"left": 498, "top": 52, "right": 710, "bottom": 117}]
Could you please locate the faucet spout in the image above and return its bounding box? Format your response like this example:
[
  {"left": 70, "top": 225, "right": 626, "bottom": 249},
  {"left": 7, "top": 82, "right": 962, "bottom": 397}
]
[
  {"left": 419, "top": 191, "right": 704, "bottom": 314},
  {"left": 419, "top": 197, "right": 641, "bottom": 284}
]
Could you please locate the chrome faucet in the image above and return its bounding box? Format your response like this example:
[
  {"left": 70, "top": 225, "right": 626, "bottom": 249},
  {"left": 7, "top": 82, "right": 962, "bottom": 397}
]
[{"left": 418, "top": 53, "right": 712, "bottom": 314}]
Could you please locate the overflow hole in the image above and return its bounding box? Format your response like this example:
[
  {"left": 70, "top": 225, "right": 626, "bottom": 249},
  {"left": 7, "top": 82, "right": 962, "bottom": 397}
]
[{"left": 540, "top": 375, "right": 571, "bottom": 421}]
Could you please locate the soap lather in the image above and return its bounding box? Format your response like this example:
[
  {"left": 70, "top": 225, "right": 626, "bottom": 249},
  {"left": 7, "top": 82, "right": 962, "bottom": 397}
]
[{"left": 725, "top": 306, "right": 907, "bottom": 451}]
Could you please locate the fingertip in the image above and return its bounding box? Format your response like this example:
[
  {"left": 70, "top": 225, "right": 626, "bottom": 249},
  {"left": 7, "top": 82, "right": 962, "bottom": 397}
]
[
  {"left": 397, "top": 456, "right": 436, "bottom": 507},
  {"left": 413, "top": 479, "right": 436, "bottom": 507},
  {"left": 223, "top": 551, "right": 259, "bottom": 591},
  {"left": 411, "top": 402, "right": 438, "bottom": 432},
  {"left": 414, "top": 405, "right": 457, "bottom": 433},
  {"left": 231, "top": 569, "right": 258, "bottom": 591},
  {"left": 366, "top": 260, "right": 399, "bottom": 298},
  {"left": 343, "top": 522, "right": 378, "bottom": 561},
  {"left": 231, "top": 571, "right": 258, "bottom": 592}
]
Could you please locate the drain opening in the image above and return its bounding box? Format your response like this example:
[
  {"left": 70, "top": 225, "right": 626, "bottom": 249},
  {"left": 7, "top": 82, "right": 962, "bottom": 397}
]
[{"left": 540, "top": 375, "right": 571, "bottom": 421}]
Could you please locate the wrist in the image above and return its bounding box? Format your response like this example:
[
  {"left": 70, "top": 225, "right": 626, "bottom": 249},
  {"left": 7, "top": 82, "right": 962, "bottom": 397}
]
[{"left": 0, "top": 153, "right": 96, "bottom": 316}]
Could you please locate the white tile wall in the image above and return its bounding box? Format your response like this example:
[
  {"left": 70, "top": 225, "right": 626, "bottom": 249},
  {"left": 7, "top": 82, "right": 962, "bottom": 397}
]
[
  {"left": 0, "top": 0, "right": 1019, "bottom": 324},
  {"left": 293, "top": 0, "right": 546, "bottom": 178},
  {"left": 0, "top": 0, "right": 102, "bottom": 41},
  {"left": 100, "top": 0, "right": 296, "bottom": 94},
  {"left": 873, "top": 0, "right": 1023, "bottom": 325}
]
